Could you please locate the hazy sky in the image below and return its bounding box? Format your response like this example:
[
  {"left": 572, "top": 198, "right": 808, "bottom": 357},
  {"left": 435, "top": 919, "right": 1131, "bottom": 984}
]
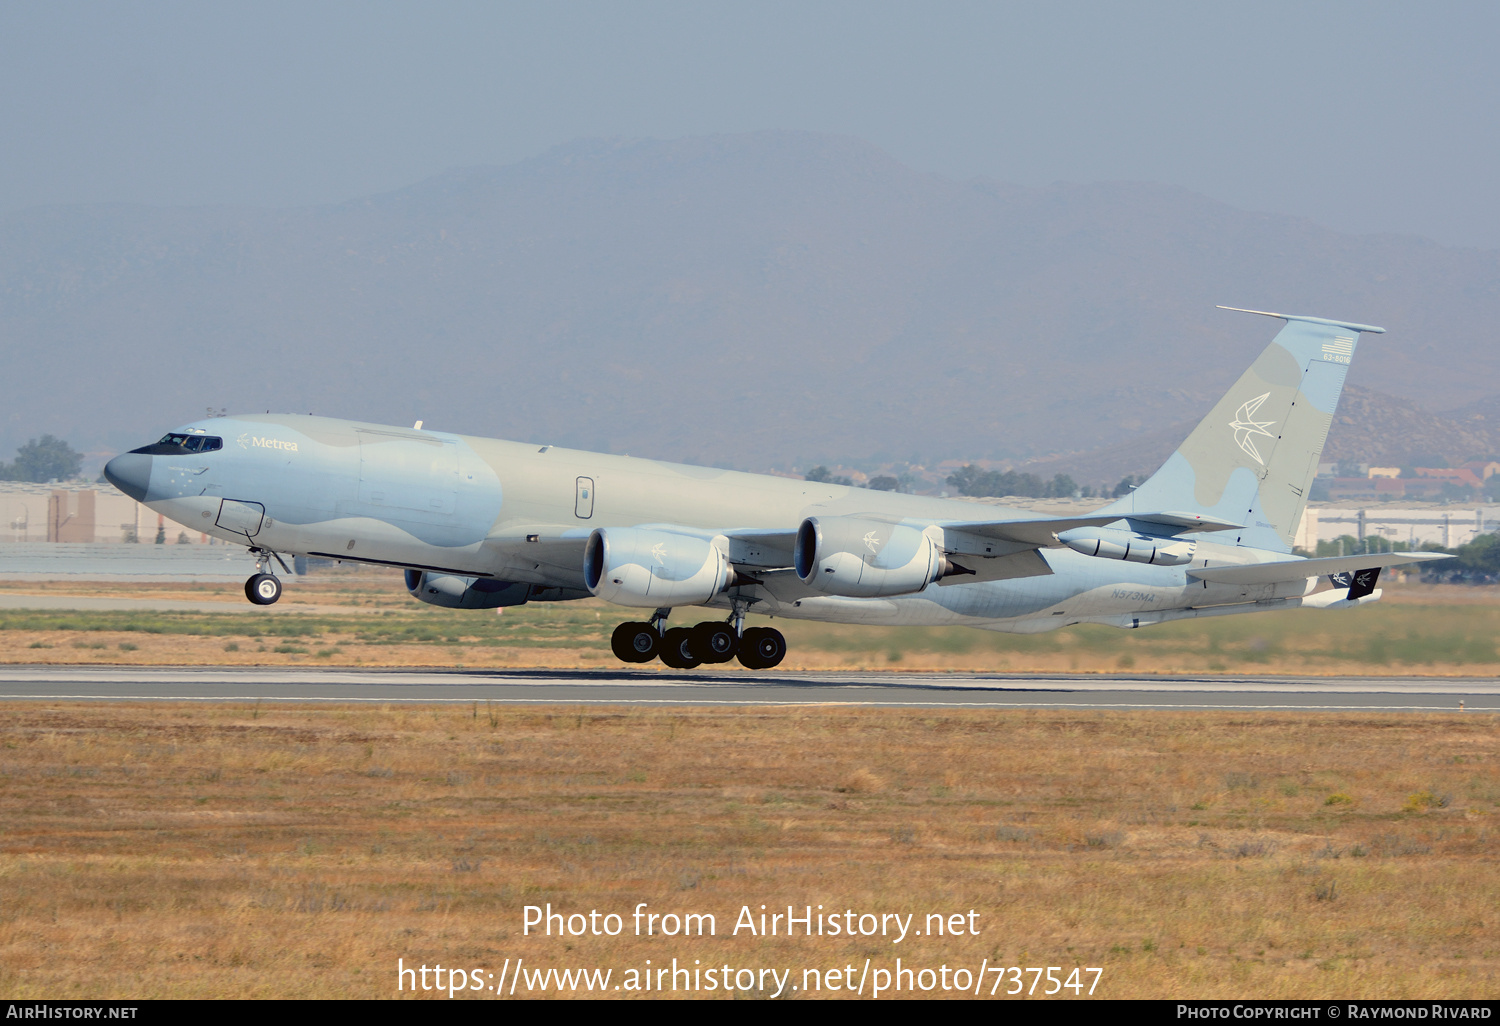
[{"left": 4, "top": 1, "right": 1499, "bottom": 249}]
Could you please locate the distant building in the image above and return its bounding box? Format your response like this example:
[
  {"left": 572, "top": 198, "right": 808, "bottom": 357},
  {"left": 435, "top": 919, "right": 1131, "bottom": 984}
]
[
  {"left": 1330, "top": 468, "right": 1490, "bottom": 501},
  {"left": 1303, "top": 504, "right": 1499, "bottom": 549},
  {"left": 0, "top": 483, "right": 219, "bottom": 544},
  {"left": 1327, "top": 477, "right": 1407, "bottom": 500},
  {"left": 1414, "top": 467, "right": 1483, "bottom": 488}
]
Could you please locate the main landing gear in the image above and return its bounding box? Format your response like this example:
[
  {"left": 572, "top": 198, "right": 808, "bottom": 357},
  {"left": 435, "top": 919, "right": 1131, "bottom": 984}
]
[
  {"left": 609, "top": 607, "right": 786, "bottom": 670},
  {"left": 243, "top": 547, "right": 291, "bottom": 606}
]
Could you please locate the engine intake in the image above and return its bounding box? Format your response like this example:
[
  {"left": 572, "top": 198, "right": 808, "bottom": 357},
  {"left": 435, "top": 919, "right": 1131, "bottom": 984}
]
[
  {"left": 405, "top": 570, "right": 534, "bottom": 609},
  {"left": 794, "top": 516, "right": 943, "bottom": 597},
  {"left": 584, "top": 527, "right": 731, "bottom": 607}
]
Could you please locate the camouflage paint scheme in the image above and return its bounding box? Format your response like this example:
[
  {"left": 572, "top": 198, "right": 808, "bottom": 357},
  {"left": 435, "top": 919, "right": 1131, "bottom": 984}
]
[{"left": 103, "top": 311, "right": 1444, "bottom": 633}]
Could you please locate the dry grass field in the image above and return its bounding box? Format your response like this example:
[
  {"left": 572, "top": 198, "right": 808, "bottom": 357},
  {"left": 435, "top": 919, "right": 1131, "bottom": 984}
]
[
  {"left": 0, "top": 701, "right": 1495, "bottom": 999},
  {"left": 2, "top": 575, "right": 1500, "bottom": 676}
]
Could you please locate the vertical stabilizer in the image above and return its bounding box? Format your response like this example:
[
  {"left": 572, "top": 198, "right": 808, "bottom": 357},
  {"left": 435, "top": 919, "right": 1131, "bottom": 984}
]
[{"left": 1100, "top": 308, "right": 1385, "bottom": 552}]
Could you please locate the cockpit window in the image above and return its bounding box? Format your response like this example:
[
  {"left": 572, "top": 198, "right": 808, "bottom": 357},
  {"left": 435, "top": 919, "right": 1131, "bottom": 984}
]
[{"left": 157, "top": 433, "right": 223, "bottom": 452}]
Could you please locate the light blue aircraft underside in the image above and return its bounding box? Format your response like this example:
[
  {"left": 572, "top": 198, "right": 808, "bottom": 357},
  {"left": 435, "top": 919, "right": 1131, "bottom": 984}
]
[{"left": 103, "top": 307, "right": 1448, "bottom": 668}]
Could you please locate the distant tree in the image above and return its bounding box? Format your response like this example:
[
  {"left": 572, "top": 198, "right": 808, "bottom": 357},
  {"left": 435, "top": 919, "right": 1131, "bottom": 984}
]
[
  {"left": 1316, "top": 534, "right": 1408, "bottom": 558},
  {"left": 1453, "top": 533, "right": 1500, "bottom": 580},
  {"left": 1111, "top": 474, "right": 1142, "bottom": 498},
  {"left": 1486, "top": 476, "right": 1500, "bottom": 502},
  {"left": 946, "top": 465, "right": 1076, "bottom": 498},
  {"left": 8, "top": 435, "right": 83, "bottom": 483},
  {"left": 804, "top": 465, "right": 853, "bottom": 486},
  {"left": 1423, "top": 533, "right": 1500, "bottom": 584},
  {"left": 1439, "top": 481, "right": 1479, "bottom": 503},
  {"left": 867, "top": 475, "right": 901, "bottom": 492},
  {"left": 945, "top": 464, "right": 981, "bottom": 494},
  {"left": 1316, "top": 535, "right": 1362, "bottom": 558}
]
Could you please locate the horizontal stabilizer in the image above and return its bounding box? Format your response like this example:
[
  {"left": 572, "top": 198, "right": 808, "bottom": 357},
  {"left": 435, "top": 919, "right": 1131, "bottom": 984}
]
[{"left": 1187, "top": 551, "right": 1450, "bottom": 586}]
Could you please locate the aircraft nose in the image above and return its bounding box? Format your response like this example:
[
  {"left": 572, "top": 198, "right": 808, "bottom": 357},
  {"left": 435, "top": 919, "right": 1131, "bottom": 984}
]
[{"left": 103, "top": 453, "right": 152, "bottom": 502}]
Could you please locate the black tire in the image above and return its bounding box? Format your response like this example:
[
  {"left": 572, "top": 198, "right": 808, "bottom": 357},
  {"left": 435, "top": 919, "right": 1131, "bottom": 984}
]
[
  {"left": 740, "top": 626, "right": 785, "bottom": 669},
  {"left": 246, "top": 573, "right": 282, "bottom": 606},
  {"left": 692, "top": 622, "right": 738, "bottom": 663},
  {"left": 611, "top": 621, "right": 659, "bottom": 663},
  {"left": 658, "top": 627, "right": 701, "bottom": 669},
  {"left": 737, "top": 627, "right": 765, "bottom": 669}
]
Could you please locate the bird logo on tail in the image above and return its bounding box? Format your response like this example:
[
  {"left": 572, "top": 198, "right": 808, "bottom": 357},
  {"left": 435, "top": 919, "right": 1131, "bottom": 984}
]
[{"left": 1229, "top": 393, "right": 1277, "bottom": 464}]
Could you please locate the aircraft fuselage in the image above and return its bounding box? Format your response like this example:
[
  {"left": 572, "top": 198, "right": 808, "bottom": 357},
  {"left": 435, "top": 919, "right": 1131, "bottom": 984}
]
[{"left": 105, "top": 413, "right": 1310, "bottom": 635}]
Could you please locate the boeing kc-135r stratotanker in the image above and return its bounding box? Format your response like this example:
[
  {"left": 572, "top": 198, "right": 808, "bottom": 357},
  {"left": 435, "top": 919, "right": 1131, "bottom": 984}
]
[{"left": 103, "top": 308, "right": 1450, "bottom": 669}]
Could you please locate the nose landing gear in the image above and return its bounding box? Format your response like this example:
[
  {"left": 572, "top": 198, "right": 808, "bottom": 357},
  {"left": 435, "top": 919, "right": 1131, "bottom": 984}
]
[
  {"left": 243, "top": 547, "right": 291, "bottom": 606},
  {"left": 246, "top": 573, "right": 282, "bottom": 605}
]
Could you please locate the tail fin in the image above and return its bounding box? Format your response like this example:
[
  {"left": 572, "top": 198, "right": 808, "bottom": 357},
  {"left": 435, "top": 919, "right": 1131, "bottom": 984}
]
[{"left": 1100, "top": 307, "right": 1384, "bottom": 551}]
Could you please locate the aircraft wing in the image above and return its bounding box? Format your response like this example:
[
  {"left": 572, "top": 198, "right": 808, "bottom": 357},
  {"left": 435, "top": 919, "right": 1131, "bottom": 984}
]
[
  {"left": 483, "top": 510, "right": 1261, "bottom": 588},
  {"left": 937, "top": 510, "right": 1239, "bottom": 553},
  {"left": 486, "top": 525, "right": 593, "bottom": 581},
  {"left": 721, "top": 528, "right": 799, "bottom": 568},
  {"left": 1186, "top": 551, "right": 1451, "bottom": 585},
  {"left": 726, "top": 510, "right": 1246, "bottom": 573},
  {"left": 939, "top": 514, "right": 1125, "bottom": 549}
]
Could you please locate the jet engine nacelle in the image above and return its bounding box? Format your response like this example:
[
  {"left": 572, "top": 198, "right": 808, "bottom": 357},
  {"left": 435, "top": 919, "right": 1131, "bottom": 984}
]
[
  {"left": 405, "top": 570, "right": 534, "bottom": 609},
  {"left": 1056, "top": 527, "right": 1197, "bottom": 566},
  {"left": 584, "top": 527, "right": 731, "bottom": 607},
  {"left": 794, "top": 516, "right": 943, "bottom": 597}
]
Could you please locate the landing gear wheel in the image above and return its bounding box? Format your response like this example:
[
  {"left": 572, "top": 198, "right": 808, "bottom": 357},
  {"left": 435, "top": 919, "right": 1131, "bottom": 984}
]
[
  {"left": 658, "top": 627, "right": 702, "bottom": 669},
  {"left": 692, "top": 622, "right": 739, "bottom": 663},
  {"left": 611, "top": 621, "right": 659, "bottom": 663},
  {"left": 246, "top": 573, "right": 282, "bottom": 606},
  {"left": 737, "top": 627, "right": 786, "bottom": 669}
]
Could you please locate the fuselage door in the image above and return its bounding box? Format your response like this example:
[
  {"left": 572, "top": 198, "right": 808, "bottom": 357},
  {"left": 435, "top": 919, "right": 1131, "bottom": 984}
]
[
  {"left": 216, "top": 498, "right": 265, "bottom": 538},
  {"left": 575, "top": 477, "right": 595, "bottom": 519}
]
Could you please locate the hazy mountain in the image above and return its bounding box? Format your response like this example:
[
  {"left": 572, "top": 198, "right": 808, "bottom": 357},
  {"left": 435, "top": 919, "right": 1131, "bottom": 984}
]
[
  {"left": 3, "top": 132, "right": 1498, "bottom": 474},
  {"left": 1017, "top": 385, "right": 1500, "bottom": 487},
  {"left": 1451, "top": 393, "right": 1500, "bottom": 428}
]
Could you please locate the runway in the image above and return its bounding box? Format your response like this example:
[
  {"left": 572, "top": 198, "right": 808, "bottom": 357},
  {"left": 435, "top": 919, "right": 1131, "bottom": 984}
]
[{"left": 0, "top": 665, "right": 1495, "bottom": 711}]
